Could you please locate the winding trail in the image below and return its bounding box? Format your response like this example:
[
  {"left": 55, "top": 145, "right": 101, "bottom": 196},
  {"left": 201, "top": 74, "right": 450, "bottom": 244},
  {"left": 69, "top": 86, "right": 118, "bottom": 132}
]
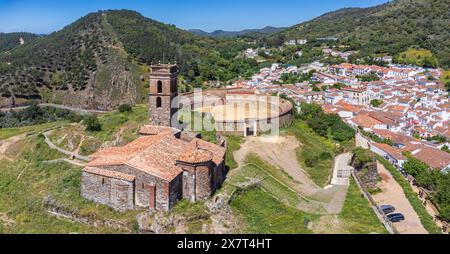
[
  {"left": 233, "top": 135, "right": 352, "bottom": 214},
  {"left": 43, "top": 130, "right": 90, "bottom": 162}
]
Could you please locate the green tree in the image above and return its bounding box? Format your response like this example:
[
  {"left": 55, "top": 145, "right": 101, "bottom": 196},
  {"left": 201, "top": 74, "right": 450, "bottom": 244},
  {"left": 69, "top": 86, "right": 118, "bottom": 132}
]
[
  {"left": 331, "top": 120, "right": 356, "bottom": 142},
  {"left": 434, "top": 174, "right": 450, "bottom": 221},
  {"left": 299, "top": 103, "right": 323, "bottom": 120},
  {"left": 352, "top": 147, "right": 373, "bottom": 169},
  {"left": 83, "top": 115, "right": 102, "bottom": 132},
  {"left": 370, "top": 99, "right": 383, "bottom": 107},
  {"left": 403, "top": 158, "right": 429, "bottom": 177}
]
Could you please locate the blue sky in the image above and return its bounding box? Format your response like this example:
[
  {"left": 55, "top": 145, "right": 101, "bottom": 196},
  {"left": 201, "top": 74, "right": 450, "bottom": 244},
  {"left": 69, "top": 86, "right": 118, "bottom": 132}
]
[{"left": 0, "top": 0, "right": 390, "bottom": 34}]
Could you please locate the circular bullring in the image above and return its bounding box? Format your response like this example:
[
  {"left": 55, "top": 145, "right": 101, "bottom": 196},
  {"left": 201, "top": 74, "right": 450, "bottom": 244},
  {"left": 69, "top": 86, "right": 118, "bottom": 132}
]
[{"left": 181, "top": 89, "right": 293, "bottom": 136}]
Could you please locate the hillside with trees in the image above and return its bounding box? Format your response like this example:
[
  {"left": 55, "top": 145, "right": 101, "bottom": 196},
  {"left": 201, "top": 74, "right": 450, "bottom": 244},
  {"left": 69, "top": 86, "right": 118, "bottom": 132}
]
[
  {"left": 189, "top": 26, "right": 287, "bottom": 38},
  {"left": 272, "top": 0, "right": 450, "bottom": 67},
  {"left": 0, "top": 32, "right": 39, "bottom": 52},
  {"left": 0, "top": 10, "right": 258, "bottom": 109}
]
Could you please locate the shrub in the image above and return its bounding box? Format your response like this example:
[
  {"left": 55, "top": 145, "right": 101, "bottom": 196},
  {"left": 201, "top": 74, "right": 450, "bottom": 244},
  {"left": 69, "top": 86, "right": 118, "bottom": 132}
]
[
  {"left": 303, "top": 151, "right": 319, "bottom": 167},
  {"left": 370, "top": 99, "right": 383, "bottom": 107},
  {"left": 320, "top": 152, "right": 332, "bottom": 160},
  {"left": 351, "top": 147, "right": 373, "bottom": 169},
  {"left": 118, "top": 104, "right": 133, "bottom": 113},
  {"left": 83, "top": 115, "right": 102, "bottom": 132}
]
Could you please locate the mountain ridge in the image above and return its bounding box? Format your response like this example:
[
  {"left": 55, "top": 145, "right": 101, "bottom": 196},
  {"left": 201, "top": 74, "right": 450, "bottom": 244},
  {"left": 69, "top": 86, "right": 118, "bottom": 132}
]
[
  {"left": 189, "top": 26, "right": 287, "bottom": 38},
  {"left": 0, "top": 32, "right": 40, "bottom": 52},
  {"left": 273, "top": 0, "right": 450, "bottom": 67},
  {"left": 0, "top": 10, "right": 232, "bottom": 110}
]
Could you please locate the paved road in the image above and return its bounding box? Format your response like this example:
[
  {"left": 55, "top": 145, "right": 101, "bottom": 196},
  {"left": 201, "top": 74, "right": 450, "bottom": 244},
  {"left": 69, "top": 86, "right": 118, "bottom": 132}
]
[
  {"left": 373, "top": 161, "right": 428, "bottom": 234},
  {"left": 0, "top": 103, "right": 109, "bottom": 114},
  {"left": 330, "top": 153, "right": 353, "bottom": 186}
]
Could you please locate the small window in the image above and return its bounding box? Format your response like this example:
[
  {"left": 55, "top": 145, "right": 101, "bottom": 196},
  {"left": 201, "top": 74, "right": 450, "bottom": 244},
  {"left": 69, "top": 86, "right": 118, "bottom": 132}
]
[
  {"left": 157, "top": 80, "right": 163, "bottom": 93},
  {"left": 156, "top": 97, "right": 162, "bottom": 108},
  {"left": 102, "top": 178, "right": 105, "bottom": 185}
]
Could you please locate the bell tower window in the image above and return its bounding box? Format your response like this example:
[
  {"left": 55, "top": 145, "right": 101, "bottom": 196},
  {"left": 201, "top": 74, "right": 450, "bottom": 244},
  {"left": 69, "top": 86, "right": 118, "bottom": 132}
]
[
  {"left": 157, "top": 80, "right": 163, "bottom": 93},
  {"left": 156, "top": 97, "right": 162, "bottom": 108},
  {"left": 149, "top": 64, "right": 179, "bottom": 127}
]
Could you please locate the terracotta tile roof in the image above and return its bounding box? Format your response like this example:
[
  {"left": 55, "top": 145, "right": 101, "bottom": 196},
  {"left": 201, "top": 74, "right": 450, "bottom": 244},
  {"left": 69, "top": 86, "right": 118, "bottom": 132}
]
[
  {"left": 83, "top": 167, "right": 135, "bottom": 182},
  {"left": 139, "top": 125, "right": 180, "bottom": 136},
  {"left": 412, "top": 147, "right": 450, "bottom": 170},
  {"left": 336, "top": 101, "right": 364, "bottom": 114},
  {"left": 192, "top": 138, "right": 226, "bottom": 165},
  {"left": 86, "top": 125, "right": 225, "bottom": 182},
  {"left": 386, "top": 105, "right": 408, "bottom": 112},
  {"left": 367, "top": 111, "right": 399, "bottom": 126},
  {"left": 352, "top": 113, "right": 382, "bottom": 128},
  {"left": 372, "top": 129, "right": 417, "bottom": 144},
  {"left": 125, "top": 134, "right": 188, "bottom": 181},
  {"left": 89, "top": 135, "right": 166, "bottom": 159},
  {"left": 178, "top": 147, "right": 214, "bottom": 164},
  {"left": 373, "top": 143, "right": 407, "bottom": 161},
  {"left": 87, "top": 156, "right": 130, "bottom": 167}
]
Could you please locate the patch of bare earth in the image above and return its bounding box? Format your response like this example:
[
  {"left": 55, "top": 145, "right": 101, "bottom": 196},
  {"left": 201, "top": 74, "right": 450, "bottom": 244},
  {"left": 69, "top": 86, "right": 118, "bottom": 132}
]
[
  {"left": 308, "top": 215, "right": 348, "bottom": 234},
  {"left": 0, "top": 134, "right": 26, "bottom": 161},
  {"left": 233, "top": 135, "right": 349, "bottom": 214},
  {"left": 0, "top": 212, "right": 15, "bottom": 227}
]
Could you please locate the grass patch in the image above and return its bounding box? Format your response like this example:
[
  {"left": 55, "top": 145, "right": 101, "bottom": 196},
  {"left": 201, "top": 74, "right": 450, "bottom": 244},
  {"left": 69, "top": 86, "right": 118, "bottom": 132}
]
[
  {"left": 171, "top": 200, "right": 207, "bottom": 218},
  {"left": 49, "top": 104, "right": 149, "bottom": 156},
  {"left": 0, "top": 135, "right": 137, "bottom": 233},
  {"left": 89, "top": 104, "right": 148, "bottom": 141},
  {"left": 227, "top": 153, "right": 385, "bottom": 234},
  {"left": 48, "top": 125, "right": 83, "bottom": 152},
  {"left": 230, "top": 187, "right": 317, "bottom": 234},
  {"left": 0, "top": 121, "right": 67, "bottom": 140},
  {"left": 225, "top": 136, "right": 243, "bottom": 170},
  {"left": 239, "top": 154, "right": 307, "bottom": 208},
  {"left": 284, "top": 120, "right": 336, "bottom": 187},
  {"left": 377, "top": 157, "right": 441, "bottom": 234},
  {"left": 339, "top": 178, "right": 387, "bottom": 234}
]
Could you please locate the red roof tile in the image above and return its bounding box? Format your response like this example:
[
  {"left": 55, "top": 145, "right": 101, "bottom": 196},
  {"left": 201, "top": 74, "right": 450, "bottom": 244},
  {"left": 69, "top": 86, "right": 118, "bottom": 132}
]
[{"left": 84, "top": 167, "right": 135, "bottom": 182}]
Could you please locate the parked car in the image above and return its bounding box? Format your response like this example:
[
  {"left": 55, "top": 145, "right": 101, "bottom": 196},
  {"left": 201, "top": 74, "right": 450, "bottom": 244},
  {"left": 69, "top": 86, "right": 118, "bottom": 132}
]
[
  {"left": 387, "top": 213, "right": 405, "bottom": 223},
  {"left": 379, "top": 205, "right": 396, "bottom": 214}
]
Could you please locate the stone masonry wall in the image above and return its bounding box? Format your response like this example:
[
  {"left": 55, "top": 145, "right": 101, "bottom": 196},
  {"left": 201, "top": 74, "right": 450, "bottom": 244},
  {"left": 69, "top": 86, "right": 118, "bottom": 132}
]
[
  {"left": 149, "top": 95, "right": 172, "bottom": 127},
  {"left": 101, "top": 165, "right": 176, "bottom": 211},
  {"left": 195, "top": 164, "right": 213, "bottom": 201},
  {"left": 80, "top": 171, "right": 134, "bottom": 211}
]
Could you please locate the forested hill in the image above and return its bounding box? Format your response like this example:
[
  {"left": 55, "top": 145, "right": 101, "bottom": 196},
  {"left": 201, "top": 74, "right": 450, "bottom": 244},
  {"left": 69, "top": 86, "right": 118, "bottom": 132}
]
[
  {"left": 273, "top": 0, "right": 450, "bottom": 67},
  {"left": 0, "top": 10, "right": 255, "bottom": 110},
  {"left": 0, "top": 32, "right": 39, "bottom": 52},
  {"left": 189, "top": 26, "right": 287, "bottom": 38}
]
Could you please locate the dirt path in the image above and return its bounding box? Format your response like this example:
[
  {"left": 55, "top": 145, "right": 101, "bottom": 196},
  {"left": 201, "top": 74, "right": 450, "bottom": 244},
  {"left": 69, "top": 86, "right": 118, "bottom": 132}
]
[
  {"left": 43, "top": 130, "right": 90, "bottom": 161},
  {"left": 373, "top": 162, "right": 428, "bottom": 234},
  {"left": 0, "top": 134, "right": 26, "bottom": 160},
  {"left": 233, "top": 135, "right": 351, "bottom": 214},
  {"left": 43, "top": 158, "right": 86, "bottom": 167}
]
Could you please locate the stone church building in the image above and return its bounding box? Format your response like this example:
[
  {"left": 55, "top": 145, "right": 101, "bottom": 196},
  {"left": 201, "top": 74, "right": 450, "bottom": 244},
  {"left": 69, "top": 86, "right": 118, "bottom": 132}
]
[{"left": 80, "top": 64, "right": 227, "bottom": 211}]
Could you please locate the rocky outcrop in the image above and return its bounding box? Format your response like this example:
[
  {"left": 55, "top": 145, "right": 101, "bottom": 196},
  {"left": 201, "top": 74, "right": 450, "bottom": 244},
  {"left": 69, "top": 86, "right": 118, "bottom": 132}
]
[{"left": 43, "top": 195, "right": 134, "bottom": 232}]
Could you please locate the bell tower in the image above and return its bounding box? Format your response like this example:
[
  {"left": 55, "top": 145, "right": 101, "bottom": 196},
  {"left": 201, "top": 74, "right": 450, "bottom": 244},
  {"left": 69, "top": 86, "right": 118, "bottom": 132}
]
[{"left": 149, "top": 64, "right": 178, "bottom": 127}]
